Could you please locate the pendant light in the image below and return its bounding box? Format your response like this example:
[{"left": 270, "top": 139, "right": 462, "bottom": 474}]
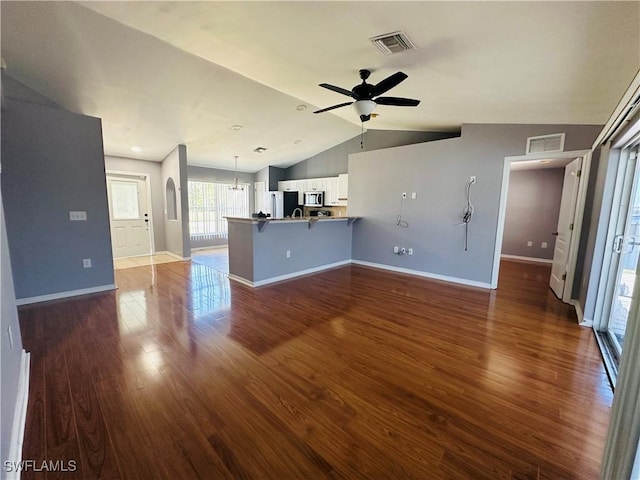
[{"left": 230, "top": 155, "right": 244, "bottom": 191}]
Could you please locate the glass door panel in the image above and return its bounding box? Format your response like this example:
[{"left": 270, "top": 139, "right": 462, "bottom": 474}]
[{"left": 602, "top": 145, "right": 640, "bottom": 361}]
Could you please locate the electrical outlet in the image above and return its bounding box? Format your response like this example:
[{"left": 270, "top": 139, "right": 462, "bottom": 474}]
[
  {"left": 527, "top": 241, "right": 533, "bottom": 247},
  {"left": 541, "top": 242, "right": 548, "bottom": 248},
  {"left": 83, "top": 258, "right": 92, "bottom": 268},
  {"left": 286, "top": 250, "right": 291, "bottom": 258},
  {"left": 407, "top": 248, "right": 413, "bottom": 255},
  {"left": 393, "top": 246, "right": 399, "bottom": 254},
  {"left": 470, "top": 176, "right": 477, "bottom": 184},
  {"left": 401, "top": 192, "right": 407, "bottom": 199},
  {"left": 411, "top": 192, "right": 417, "bottom": 199}
]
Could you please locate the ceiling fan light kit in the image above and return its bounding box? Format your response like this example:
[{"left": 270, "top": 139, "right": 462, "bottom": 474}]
[
  {"left": 313, "top": 69, "right": 420, "bottom": 122},
  {"left": 353, "top": 100, "right": 377, "bottom": 122}
]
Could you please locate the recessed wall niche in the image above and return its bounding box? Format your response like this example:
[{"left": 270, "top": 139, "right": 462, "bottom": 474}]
[{"left": 165, "top": 177, "right": 177, "bottom": 220}]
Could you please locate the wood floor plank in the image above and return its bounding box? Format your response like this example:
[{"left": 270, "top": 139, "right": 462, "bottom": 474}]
[
  {"left": 21, "top": 354, "right": 46, "bottom": 480},
  {"left": 64, "top": 344, "right": 121, "bottom": 479},
  {"left": 18, "top": 260, "right": 612, "bottom": 479},
  {"left": 44, "top": 349, "right": 83, "bottom": 479}
]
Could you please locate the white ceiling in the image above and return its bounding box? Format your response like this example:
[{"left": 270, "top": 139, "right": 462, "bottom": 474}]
[{"left": 1, "top": 1, "right": 639, "bottom": 172}]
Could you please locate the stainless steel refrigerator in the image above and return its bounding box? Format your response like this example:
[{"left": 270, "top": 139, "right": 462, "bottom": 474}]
[{"left": 265, "top": 191, "right": 299, "bottom": 218}]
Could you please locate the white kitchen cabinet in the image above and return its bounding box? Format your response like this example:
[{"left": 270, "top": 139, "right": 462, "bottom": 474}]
[
  {"left": 278, "top": 180, "right": 295, "bottom": 192},
  {"left": 338, "top": 174, "right": 348, "bottom": 200},
  {"left": 281, "top": 176, "right": 346, "bottom": 206},
  {"left": 325, "top": 177, "right": 339, "bottom": 205}
]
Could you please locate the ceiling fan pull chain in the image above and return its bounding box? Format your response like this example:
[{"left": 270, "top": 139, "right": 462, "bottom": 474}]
[{"left": 361, "top": 121, "right": 364, "bottom": 149}]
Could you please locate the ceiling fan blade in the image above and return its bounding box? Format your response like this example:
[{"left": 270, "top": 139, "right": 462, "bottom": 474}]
[
  {"left": 375, "top": 96, "right": 420, "bottom": 107},
  {"left": 313, "top": 102, "right": 353, "bottom": 114},
  {"left": 372, "top": 72, "right": 408, "bottom": 97},
  {"left": 319, "top": 83, "right": 354, "bottom": 98}
]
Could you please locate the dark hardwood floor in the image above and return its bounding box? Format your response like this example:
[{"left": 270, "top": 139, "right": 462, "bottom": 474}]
[{"left": 18, "top": 260, "right": 612, "bottom": 479}]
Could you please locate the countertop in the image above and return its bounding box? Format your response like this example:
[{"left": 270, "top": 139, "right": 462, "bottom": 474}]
[{"left": 225, "top": 216, "right": 358, "bottom": 224}]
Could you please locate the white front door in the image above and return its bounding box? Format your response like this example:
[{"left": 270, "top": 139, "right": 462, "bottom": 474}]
[
  {"left": 550, "top": 157, "right": 582, "bottom": 298},
  {"left": 254, "top": 181, "right": 266, "bottom": 213},
  {"left": 107, "top": 174, "right": 151, "bottom": 258}
]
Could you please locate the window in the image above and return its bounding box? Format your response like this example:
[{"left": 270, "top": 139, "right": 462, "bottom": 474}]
[
  {"left": 111, "top": 180, "right": 140, "bottom": 220},
  {"left": 188, "top": 180, "right": 249, "bottom": 240}
]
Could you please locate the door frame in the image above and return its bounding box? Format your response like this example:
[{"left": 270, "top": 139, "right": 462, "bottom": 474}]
[
  {"left": 105, "top": 170, "right": 156, "bottom": 256},
  {"left": 491, "top": 149, "right": 591, "bottom": 304}
]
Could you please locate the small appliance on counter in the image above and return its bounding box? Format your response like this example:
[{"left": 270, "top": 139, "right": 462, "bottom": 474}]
[
  {"left": 310, "top": 210, "right": 332, "bottom": 217},
  {"left": 304, "top": 191, "right": 324, "bottom": 207}
]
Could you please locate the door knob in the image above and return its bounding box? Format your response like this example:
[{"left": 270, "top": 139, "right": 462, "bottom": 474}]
[{"left": 552, "top": 232, "right": 559, "bottom": 236}]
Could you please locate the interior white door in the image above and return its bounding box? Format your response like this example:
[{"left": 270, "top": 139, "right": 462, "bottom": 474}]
[
  {"left": 254, "top": 181, "right": 266, "bottom": 213},
  {"left": 107, "top": 175, "right": 151, "bottom": 258},
  {"left": 550, "top": 157, "right": 582, "bottom": 298}
]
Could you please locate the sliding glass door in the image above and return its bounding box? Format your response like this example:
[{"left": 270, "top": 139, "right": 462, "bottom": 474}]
[{"left": 598, "top": 144, "right": 640, "bottom": 374}]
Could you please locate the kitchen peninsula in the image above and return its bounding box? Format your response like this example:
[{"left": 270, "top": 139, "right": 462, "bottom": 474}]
[{"left": 225, "top": 216, "right": 359, "bottom": 287}]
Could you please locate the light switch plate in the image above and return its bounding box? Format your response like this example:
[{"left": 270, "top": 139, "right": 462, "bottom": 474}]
[{"left": 70, "top": 211, "right": 87, "bottom": 221}]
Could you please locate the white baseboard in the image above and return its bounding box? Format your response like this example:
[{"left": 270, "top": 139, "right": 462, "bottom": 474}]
[
  {"left": 7, "top": 349, "right": 30, "bottom": 479},
  {"left": 227, "top": 274, "right": 254, "bottom": 287},
  {"left": 229, "top": 260, "right": 352, "bottom": 287},
  {"left": 190, "top": 245, "right": 228, "bottom": 252},
  {"left": 157, "top": 251, "right": 190, "bottom": 261},
  {"left": 229, "top": 259, "right": 492, "bottom": 289},
  {"left": 15, "top": 284, "right": 116, "bottom": 306},
  {"left": 351, "top": 260, "right": 492, "bottom": 289},
  {"left": 500, "top": 254, "right": 553, "bottom": 264}
]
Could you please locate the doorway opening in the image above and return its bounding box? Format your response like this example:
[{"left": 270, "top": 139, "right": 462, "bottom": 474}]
[
  {"left": 492, "top": 149, "right": 591, "bottom": 309},
  {"left": 106, "top": 172, "right": 154, "bottom": 261}
]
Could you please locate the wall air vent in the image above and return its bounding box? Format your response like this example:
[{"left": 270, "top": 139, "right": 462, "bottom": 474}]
[
  {"left": 526, "top": 133, "right": 565, "bottom": 154},
  {"left": 369, "top": 31, "right": 416, "bottom": 55}
]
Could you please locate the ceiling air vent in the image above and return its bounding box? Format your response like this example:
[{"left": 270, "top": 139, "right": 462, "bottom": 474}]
[
  {"left": 370, "top": 31, "right": 416, "bottom": 55},
  {"left": 526, "top": 133, "right": 565, "bottom": 154}
]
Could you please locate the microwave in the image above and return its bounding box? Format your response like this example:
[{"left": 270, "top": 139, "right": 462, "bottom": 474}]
[{"left": 304, "top": 191, "right": 324, "bottom": 207}]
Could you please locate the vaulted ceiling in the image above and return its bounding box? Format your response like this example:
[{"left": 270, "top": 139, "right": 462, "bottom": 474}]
[{"left": 1, "top": 1, "right": 638, "bottom": 172}]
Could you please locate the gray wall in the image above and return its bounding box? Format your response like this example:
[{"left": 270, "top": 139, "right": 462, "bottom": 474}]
[
  {"left": 161, "top": 145, "right": 190, "bottom": 259},
  {"left": 228, "top": 221, "right": 254, "bottom": 281},
  {"left": 1, "top": 97, "right": 114, "bottom": 299},
  {"left": 502, "top": 168, "right": 564, "bottom": 260},
  {"left": 253, "top": 221, "right": 352, "bottom": 281},
  {"left": 188, "top": 165, "right": 256, "bottom": 248},
  {"left": 349, "top": 123, "right": 602, "bottom": 286},
  {"left": 228, "top": 220, "right": 352, "bottom": 283},
  {"left": 268, "top": 166, "right": 287, "bottom": 191},
  {"left": 1, "top": 74, "right": 60, "bottom": 108},
  {"left": 286, "top": 129, "right": 460, "bottom": 180},
  {"left": 255, "top": 166, "right": 286, "bottom": 192},
  {"left": 255, "top": 166, "right": 269, "bottom": 187},
  {"left": 1, "top": 193, "right": 24, "bottom": 465},
  {"left": 104, "top": 155, "right": 166, "bottom": 252}
]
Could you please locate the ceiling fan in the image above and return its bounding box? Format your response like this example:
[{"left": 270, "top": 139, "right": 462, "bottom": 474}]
[{"left": 313, "top": 69, "right": 420, "bottom": 122}]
